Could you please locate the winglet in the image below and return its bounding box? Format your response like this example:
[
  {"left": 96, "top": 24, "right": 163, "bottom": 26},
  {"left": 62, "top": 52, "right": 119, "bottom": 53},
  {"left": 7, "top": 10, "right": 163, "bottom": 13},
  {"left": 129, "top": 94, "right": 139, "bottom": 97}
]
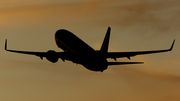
[
  {"left": 169, "top": 39, "right": 175, "bottom": 51},
  {"left": 5, "top": 39, "right": 7, "bottom": 51}
]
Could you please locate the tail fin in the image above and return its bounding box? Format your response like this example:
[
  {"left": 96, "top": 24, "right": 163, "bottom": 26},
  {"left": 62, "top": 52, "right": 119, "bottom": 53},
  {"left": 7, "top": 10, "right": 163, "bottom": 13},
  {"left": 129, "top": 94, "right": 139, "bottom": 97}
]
[{"left": 99, "top": 27, "right": 111, "bottom": 57}]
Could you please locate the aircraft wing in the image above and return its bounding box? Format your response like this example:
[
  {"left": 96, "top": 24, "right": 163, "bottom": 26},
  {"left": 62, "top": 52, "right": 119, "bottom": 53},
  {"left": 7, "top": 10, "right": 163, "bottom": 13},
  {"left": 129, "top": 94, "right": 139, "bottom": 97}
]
[
  {"left": 108, "top": 62, "right": 144, "bottom": 65},
  {"left": 4, "top": 39, "right": 48, "bottom": 59},
  {"left": 4, "top": 39, "right": 69, "bottom": 60},
  {"left": 107, "top": 40, "right": 175, "bottom": 59}
]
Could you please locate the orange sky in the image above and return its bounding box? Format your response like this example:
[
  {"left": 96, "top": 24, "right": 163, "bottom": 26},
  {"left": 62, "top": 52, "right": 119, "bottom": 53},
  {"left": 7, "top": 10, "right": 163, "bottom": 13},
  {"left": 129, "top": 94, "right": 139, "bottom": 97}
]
[{"left": 0, "top": 0, "right": 180, "bottom": 101}]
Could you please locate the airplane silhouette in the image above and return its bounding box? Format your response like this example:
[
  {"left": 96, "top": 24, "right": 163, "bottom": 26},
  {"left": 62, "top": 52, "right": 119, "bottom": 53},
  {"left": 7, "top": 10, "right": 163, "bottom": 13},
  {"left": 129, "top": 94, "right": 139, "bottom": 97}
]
[{"left": 5, "top": 27, "right": 175, "bottom": 72}]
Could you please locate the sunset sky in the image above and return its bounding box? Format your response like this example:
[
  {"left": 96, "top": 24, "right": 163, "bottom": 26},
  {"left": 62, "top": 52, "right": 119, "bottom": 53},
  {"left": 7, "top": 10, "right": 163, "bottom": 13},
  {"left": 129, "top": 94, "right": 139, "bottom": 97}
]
[{"left": 0, "top": 0, "right": 180, "bottom": 101}]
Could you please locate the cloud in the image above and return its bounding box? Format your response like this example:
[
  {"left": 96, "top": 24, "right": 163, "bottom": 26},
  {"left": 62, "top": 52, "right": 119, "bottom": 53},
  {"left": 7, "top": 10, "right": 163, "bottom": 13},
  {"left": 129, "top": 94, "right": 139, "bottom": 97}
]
[
  {"left": 0, "top": 0, "right": 179, "bottom": 30},
  {"left": 1, "top": 1, "right": 180, "bottom": 100},
  {"left": 0, "top": 1, "right": 102, "bottom": 28},
  {"left": 1, "top": 0, "right": 179, "bottom": 35},
  {"left": 93, "top": 0, "right": 180, "bottom": 33}
]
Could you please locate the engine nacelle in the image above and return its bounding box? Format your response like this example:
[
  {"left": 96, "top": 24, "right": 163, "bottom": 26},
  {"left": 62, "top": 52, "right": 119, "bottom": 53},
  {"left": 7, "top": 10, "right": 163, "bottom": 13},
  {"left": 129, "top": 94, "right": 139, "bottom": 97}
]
[{"left": 46, "top": 50, "right": 58, "bottom": 63}]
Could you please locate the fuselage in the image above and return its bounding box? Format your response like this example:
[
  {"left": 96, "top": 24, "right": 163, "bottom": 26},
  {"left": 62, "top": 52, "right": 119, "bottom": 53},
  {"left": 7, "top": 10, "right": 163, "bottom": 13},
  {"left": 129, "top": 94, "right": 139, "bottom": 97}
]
[{"left": 55, "top": 29, "right": 108, "bottom": 72}]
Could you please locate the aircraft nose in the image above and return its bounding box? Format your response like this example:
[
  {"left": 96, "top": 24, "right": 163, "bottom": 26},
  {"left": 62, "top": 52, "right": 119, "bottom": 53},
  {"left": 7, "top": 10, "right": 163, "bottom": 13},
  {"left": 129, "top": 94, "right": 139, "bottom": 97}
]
[
  {"left": 55, "top": 29, "right": 65, "bottom": 38},
  {"left": 55, "top": 29, "right": 73, "bottom": 40}
]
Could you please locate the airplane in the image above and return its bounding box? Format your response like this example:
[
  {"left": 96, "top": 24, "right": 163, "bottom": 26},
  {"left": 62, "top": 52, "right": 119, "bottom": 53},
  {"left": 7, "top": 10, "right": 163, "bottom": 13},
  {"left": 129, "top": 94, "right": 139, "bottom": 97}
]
[{"left": 5, "top": 27, "right": 175, "bottom": 72}]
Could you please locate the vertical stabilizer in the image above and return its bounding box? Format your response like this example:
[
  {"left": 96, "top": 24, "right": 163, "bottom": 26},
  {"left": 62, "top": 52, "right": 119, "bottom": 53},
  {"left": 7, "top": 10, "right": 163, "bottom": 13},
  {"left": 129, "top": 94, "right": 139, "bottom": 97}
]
[{"left": 99, "top": 27, "right": 111, "bottom": 57}]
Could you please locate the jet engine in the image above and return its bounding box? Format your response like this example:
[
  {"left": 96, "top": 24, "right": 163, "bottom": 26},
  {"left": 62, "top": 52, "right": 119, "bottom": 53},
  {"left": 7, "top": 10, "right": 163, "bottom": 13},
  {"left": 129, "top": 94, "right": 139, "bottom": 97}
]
[{"left": 46, "top": 50, "right": 58, "bottom": 63}]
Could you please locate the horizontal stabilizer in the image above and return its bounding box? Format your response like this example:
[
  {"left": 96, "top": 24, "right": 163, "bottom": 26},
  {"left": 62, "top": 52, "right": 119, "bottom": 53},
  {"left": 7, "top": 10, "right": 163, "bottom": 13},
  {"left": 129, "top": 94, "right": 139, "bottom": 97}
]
[{"left": 108, "top": 62, "right": 144, "bottom": 65}]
